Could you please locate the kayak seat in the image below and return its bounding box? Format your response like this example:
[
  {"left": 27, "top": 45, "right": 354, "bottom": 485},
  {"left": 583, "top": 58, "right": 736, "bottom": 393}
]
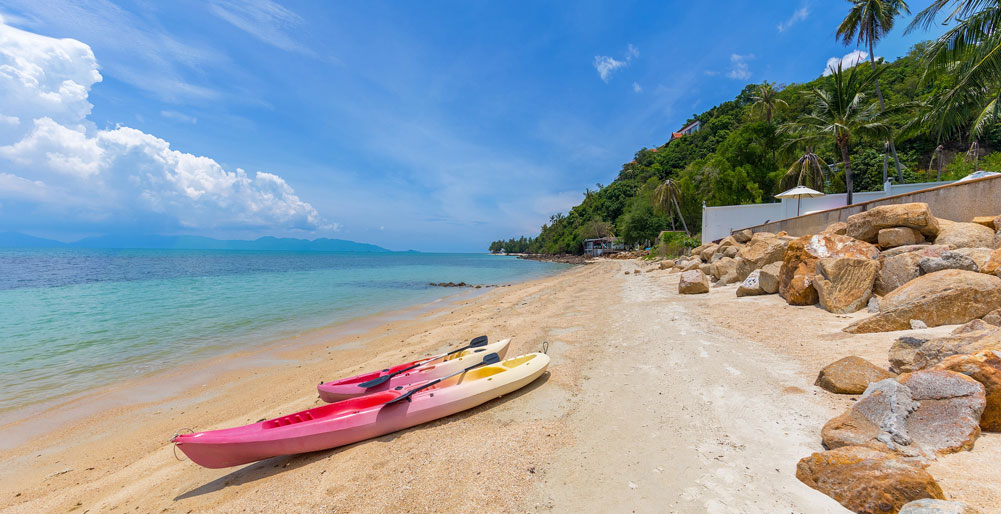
[{"left": 262, "top": 391, "right": 398, "bottom": 429}]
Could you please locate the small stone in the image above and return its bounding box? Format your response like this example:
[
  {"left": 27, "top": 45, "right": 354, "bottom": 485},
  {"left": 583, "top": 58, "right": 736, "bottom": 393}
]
[
  {"left": 900, "top": 499, "right": 982, "bottom": 513},
  {"left": 911, "top": 320, "right": 928, "bottom": 330},
  {"left": 879, "top": 227, "right": 925, "bottom": 249},
  {"left": 867, "top": 296, "right": 880, "bottom": 313}
]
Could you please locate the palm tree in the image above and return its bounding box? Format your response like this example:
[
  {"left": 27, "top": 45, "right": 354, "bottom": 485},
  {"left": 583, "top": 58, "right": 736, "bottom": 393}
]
[
  {"left": 652, "top": 179, "right": 689, "bottom": 235},
  {"left": 908, "top": 1, "right": 1001, "bottom": 139},
  {"left": 780, "top": 148, "right": 830, "bottom": 191},
  {"left": 750, "top": 82, "right": 789, "bottom": 124},
  {"left": 837, "top": 0, "right": 910, "bottom": 183},
  {"left": 782, "top": 63, "right": 898, "bottom": 205}
]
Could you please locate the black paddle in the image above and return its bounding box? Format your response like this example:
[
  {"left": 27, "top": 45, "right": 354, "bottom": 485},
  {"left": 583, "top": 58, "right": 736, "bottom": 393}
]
[
  {"left": 357, "top": 335, "right": 489, "bottom": 389},
  {"left": 385, "top": 352, "right": 501, "bottom": 405}
]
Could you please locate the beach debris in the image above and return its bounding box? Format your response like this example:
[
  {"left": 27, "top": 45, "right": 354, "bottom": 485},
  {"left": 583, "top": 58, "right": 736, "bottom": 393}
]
[
  {"left": 900, "top": 498, "right": 982, "bottom": 514},
  {"left": 919, "top": 251, "right": 979, "bottom": 274},
  {"left": 933, "top": 349, "right": 1001, "bottom": 431},
  {"left": 934, "top": 221, "right": 995, "bottom": 249},
  {"left": 678, "top": 270, "right": 710, "bottom": 295},
  {"left": 779, "top": 234, "right": 879, "bottom": 306},
  {"left": 815, "top": 356, "right": 896, "bottom": 395},
  {"left": 878, "top": 227, "right": 925, "bottom": 249},
  {"left": 822, "top": 371, "right": 985, "bottom": 457},
  {"left": 46, "top": 468, "right": 73, "bottom": 479},
  {"left": 813, "top": 257, "right": 878, "bottom": 314},
  {"left": 846, "top": 270, "right": 1001, "bottom": 333},
  {"left": 845, "top": 202, "right": 940, "bottom": 242},
  {"left": 796, "top": 446, "right": 944, "bottom": 513}
]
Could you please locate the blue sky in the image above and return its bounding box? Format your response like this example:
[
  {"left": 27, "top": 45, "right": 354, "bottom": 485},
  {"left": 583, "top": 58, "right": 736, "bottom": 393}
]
[{"left": 0, "top": 1, "right": 945, "bottom": 252}]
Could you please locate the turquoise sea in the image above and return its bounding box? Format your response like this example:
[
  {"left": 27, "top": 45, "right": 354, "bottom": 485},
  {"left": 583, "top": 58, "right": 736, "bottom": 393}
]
[{"left": 0, "top": 249, "right": 569, "bottom": 413}]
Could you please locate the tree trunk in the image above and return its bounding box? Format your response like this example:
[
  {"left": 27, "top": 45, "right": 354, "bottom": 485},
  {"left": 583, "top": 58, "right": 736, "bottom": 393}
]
[
  {"left": 869, "top": 43, "right": 904, "bottom": 182},
  {"left": 841, "top": 144, "right": 854, "bottom": 206},
  {"left": 882, "top": 142, "right": 889, "bottom": 184},
  {"left": 672, "top": 195, "right": 689, "bottom": 236}
]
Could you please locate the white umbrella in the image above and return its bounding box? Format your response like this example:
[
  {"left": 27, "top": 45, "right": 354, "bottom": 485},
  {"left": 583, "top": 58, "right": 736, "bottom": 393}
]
[{"left": 776, "top": 185, "right": 825, "bottom": 216}]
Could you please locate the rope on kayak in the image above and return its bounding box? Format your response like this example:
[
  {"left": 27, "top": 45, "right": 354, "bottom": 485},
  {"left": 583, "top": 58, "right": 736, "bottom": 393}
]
[
  {"left": 541, "top": 341, "right": 549, "bottom": 354},
  {"left": 170, "top": 428, "right": 194, "bottom": 461}
]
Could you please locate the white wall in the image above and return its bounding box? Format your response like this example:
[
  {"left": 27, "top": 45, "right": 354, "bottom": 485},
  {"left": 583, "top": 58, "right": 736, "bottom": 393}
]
[{"left": 701, "top": 180, "right": 955, "bottom": 243}]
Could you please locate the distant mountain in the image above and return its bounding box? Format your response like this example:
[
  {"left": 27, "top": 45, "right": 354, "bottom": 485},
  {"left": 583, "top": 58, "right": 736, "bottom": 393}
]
[
  {"left": 0, "top": 232, "right": 393, "bottom": 252},
  {"left": 0, "top": 232, "right": 67, "bottom": 247}
]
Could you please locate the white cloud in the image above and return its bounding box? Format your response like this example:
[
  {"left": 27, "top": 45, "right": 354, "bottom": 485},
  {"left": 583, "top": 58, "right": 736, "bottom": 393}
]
[
  {"left": 0, "top": 20, "right": 331, "bottom": 233},
  {"left": 778, "top": 6, "right": 809, "bottom": 32},
  {"left": 208, "top": 0, "right": 317, "bottom": 57},
  {"left": 632, "top": 82, "right": 642, "bottom": 93},
  {"left": 593, "top": 44, "right": 639, "bottom": 83},
  {"left": 160, "top": 110, "right": 197, "bottom": 124},
  {"left": 824, "top": 50, "right": 870, "bottom": 76},
  {"left": 726, "top": 53, "right": 754, "bottom": 80}
]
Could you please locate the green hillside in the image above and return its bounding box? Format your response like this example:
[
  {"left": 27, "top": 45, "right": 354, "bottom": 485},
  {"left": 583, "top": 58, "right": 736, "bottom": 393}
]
[{"left": 490, "top": 41, "right": 1001, "bottom": 255}]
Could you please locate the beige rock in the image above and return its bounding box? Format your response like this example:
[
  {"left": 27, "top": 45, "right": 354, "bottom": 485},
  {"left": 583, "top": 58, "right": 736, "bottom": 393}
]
[
  {"left": 900, "top": 499, "right": 982, "bottom": 514},
  {"left": 779, "top": 234, "right": 880, "bottom": 306},
  {"left": 815, "top": 356, "right": 896, "bottom": 394},
  {"left": 690, "top": 244, "right": 709, "bottom": 258},
  {"left": 919, "top": 251, "right": 979, "bottom": 274},
  {"left": 795, "top": 446, "right": 945, "bottom": 514},
  {"left": 934, "top": 349, "right": 1001, "bottom": 431},
  {"left": 699, "top": 244, "right": 719, "bottom": 262},
  {"left": 717, "top": 236, "right": 738, "bottom": 249},
  {"left": 821, "top": 371, "right": 986, "bottom": 456},
  {"left": 678, "top": 270, "right": 710, "bottom": 294},
  {"left": 682, "top": 260, "right": 701, "bottom": 272},
  {"left": 882, "top": 244, "right": 952, "bottom": 259},
  {"left": 698, "top": 263, "right": 712, "bottom": 276},
  {"left": 658, "top": 260, "right": 675, "bottom": 270},
  {"left": 846, "top": 203, "right": 940, "bottom": 242},
  {"left": 876, "top": 252, "right": 924, "bottom": 296},
  {"left": 982, "top": 308, "right": 1001, "bottom": 326},
  {"left": 716, "top": 271, "right": 741, "bottom": 286},
  {"left": 750, "top": 231, "right": 776, "bottom": 242},
  {"left": 813, "top": 258, "right": 879, "bottom": 313},
  {"left": 735, "top": 270, "right": 765, "bottom": 297},
  {"left": 951, "top": 247, "right": 994, "bottom": 270},
  {"left": 907, "top": 329, "right": 1001, "bottom": 371},
  {"left": 971, "top": 216, "right": 997, "bottom": 229},
  {"left": 980, "top": 247, "right": 1001, "bottom": 275},
  {"left": 890, "top": 337, "right": 931, "bottom": 374},
  {"left": 722, "top": 246, "right": 739, "bottom": 258},
  {"left": 709, "top": 257, "right": 735, "bottom": 279},
  {"left": 758, "top": 261, "right": 781, "bottom": 294},
  {"left": 845, "top": 270, "right": 1001, "bottom": 333},
  {"left": 934, "top": 222, "right": 996, "bottom": 249},
  {"left": 776, "top": 230, "right": 789, "bottom": 237},
  {"left": 879, "top": 227, "right": 925, "bottom": 249},
  {"left": 823, "top": 221, "right": 848, "bottom": 235},
  {"left": 735, "top": 237, "right": 788, "bottom": 280},
  {"left": 732, "top": 228, "right": 752, "bottom": 243},
  {"left": 953, "top": 319, "right": 993, "bottom": 335}
]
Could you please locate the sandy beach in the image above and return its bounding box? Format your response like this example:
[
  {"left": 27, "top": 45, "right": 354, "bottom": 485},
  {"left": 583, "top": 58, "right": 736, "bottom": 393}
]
[{"left": 2, "top": 259, "right": 998, "bottom": 513}]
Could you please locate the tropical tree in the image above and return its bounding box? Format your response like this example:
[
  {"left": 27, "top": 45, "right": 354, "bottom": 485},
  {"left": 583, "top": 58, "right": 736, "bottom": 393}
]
[
  {"left": 782, "top": 63, "right": 898, "bottom": 205},
  {"left": 652, "top": 179, "right": 690, "bottom": 235},
  {"left": 780, "top": 148, "right": 830, "bottom": 191},
  {"left": 929, "top": 144, "right": 945, "bottom": 180},
  {"left": 837, "top": 0, "right": 910, "bottom": 182},
  {"left": 909, "top": 0, "right": 1001, "bottom": 139},
  {"left": 750, "top": 82, "right": 789, "bottom": 124}
]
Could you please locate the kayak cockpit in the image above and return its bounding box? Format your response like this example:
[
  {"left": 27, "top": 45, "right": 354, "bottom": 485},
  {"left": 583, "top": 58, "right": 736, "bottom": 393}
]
[{"left": 262, "top": 391, "right": 398, "bottom": 429}]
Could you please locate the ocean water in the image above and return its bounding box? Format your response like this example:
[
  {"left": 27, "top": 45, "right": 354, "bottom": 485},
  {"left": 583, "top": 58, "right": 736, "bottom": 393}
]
[{"left": 0, "top": 249, "right": 570, "bottom": 413}]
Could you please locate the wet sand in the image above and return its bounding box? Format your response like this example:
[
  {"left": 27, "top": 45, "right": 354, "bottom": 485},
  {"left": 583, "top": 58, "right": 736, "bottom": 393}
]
[{"left": 2, "top": 260, "right": 996, "bottom": 513}]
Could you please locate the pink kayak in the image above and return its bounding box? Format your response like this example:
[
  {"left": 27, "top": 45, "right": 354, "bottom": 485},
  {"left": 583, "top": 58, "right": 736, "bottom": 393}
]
[
  {"left": 317, "top": 338, "right": 511, "bottom": 402},
  {"left": 172, "top": 352, "right": 550, "bottom": 468}
]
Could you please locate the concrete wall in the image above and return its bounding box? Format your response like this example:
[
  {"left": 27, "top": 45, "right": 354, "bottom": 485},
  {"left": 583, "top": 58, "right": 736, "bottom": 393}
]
[
  {"left": 701, "top": 179, "right": 958, "bottom": 243},
  {"left": 741, "top": 174, "right": 1001, "bottom": 239}
]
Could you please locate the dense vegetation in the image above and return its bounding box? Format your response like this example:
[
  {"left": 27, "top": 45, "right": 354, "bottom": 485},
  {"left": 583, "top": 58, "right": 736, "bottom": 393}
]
[{"left": 490, "top": 1, "right": 1001, "bottom": 255}]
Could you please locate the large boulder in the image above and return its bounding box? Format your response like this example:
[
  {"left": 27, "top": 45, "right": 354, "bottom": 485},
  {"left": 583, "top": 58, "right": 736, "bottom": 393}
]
[
  {"left": 935, "top": 222, "right": 996, "bottom": 249},
  {"left": 779, "top": 234, "right": 880, "bottom": 306},
  {"left": 899, "top": 329, "right": 1001, "bottom": 372},
  {"left": 952, "top": 319, "right": 994, "bottom": 335},
  {"left": 951, "top": 247, "right": 994, "bottom": 270},
  {"left": 709, "top": 256, "right": 737, "bottom": 280},
  {"left": 732, "top": 228, "right": 752, "bottom": 243},
  {"left": 934, "top": 349, "right": 1001, "bottom": 431},
  {"left": 736, "top": 270, "right": 766, "bottom": 297},
  {"left": 795, "top": 446, "right": 945, "bottom": 514},
  {"left": 823, "top": 221, "right": 848, "bottom": 235},
  {"left": 735, "top": 237, "right": 788, "bottom": 280},
  {"left": 900, "top": 499, "right": 982, "bottom": 514},
  {"left": 821, "top": 371, "right": 986, "bottom": 457},
  {"left": 876, "top": 252, "right": 924, "bottom": 296},
  {"left": 813, "top": 257, "right": 879, "bottom": 313},
  {"left": 879, "top": 227, "right": 926, "bottom": 249},
  {"left": 816, "top": 356, "right": 896, "bottom": 394},
  {"left": 882, "top": 244, "right": 953, "bottom": 259},
  {"left": 698, "top": 263, "right": 712, "bottom": 275},
  {"left": 890, "top": 336, "right": 932, "bottom": 374},
  {"left": 918, "top": 250, "right": 979, "bottom": 274},
  {"left": 678, "top": 270, "right": 710, "bottom": 294},
  {"left": 659, "top": 259, "right": 675, "bottom": 270},
  {"left": 846, "top": 203, "right": 941, "bottom": 242},
  {"left": 845, "top": 270, "right": 1001, "bottom": 333},
  {"left": 758, "top": 261, "right": 782, "bottom": 294},
  {"left": 721, "top": 245, "right": 739, "bottom": 259}
]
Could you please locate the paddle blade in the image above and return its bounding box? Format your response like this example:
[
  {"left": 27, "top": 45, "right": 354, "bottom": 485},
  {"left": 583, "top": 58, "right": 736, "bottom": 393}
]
[
  {"left": 479, "top": 352, "right": 501, "bottom": 366},
  {"left": 358, "top": 375, "right": 391, "bottom": 388},
  {"left": 469, "top": 335, "right": 488, "bottom": 347}
]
